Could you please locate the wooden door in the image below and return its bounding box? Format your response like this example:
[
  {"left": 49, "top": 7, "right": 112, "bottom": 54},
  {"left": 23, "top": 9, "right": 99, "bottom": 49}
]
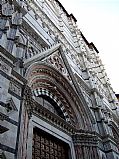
[{"left": 32, "top": 128, "right": 69, "bottom": 159}]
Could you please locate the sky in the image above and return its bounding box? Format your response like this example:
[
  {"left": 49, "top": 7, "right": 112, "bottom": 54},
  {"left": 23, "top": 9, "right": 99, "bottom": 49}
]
[{"left": 59, "top": 0, "right": 119, "bottom": 94}]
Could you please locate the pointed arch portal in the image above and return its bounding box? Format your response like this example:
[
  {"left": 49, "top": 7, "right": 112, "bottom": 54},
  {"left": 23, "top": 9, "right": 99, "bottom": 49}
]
[
  {"left": 25, "top": 62, "right": 94, "bottom": 130},
  {"left": 21, "top": 62, "right": 100, "bottom": 159}
]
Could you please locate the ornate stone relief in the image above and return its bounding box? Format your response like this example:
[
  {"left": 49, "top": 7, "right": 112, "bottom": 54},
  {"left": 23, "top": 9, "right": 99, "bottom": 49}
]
[
  {"left": 23, "top": 85, "right": 34, "bottom": 118},
  {"left": 46, "top": 52, "right": 71, "bottom": 82},
  {"left": 32, "top": 99, "right": 75, "bottom": 134},
  {"left": 72, "top": 132, "right": 100, "bottom": 159},
  {"left": 1, "top": 1, "right": 14, "bottom": 16},
  {"left": 73, "top": 132, "right": 98, "bottom": 146},
  {"left": 12, "top": 11, "right": 22, "bottom": 25},
  {"left": 89, "top": 71, "right": 109, "bottom": 100},
  {"left": 9, "top": 81, "right": 21, "bottom": 96},
  {"left": 0, "top": 59, "right": 11, "bottom": 74},
  {"left": 31, "top": 79, "right": 76, "bottom": 123},
  {"left": 101, "top": 106, "right": 114, "bottom": 124},
  {"left": 80, "top": 41, "right": 111, "bottom": 101}
]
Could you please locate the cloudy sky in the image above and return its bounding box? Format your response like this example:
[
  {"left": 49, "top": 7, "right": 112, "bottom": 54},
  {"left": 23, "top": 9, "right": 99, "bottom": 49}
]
[{"left": 59, "top": 0, "right": 119, "bottom": 94}]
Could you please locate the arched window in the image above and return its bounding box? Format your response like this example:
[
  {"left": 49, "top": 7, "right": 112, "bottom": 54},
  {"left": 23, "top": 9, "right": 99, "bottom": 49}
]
[{"left": 35, "top": 95, "right": 65, "bottom": 120}]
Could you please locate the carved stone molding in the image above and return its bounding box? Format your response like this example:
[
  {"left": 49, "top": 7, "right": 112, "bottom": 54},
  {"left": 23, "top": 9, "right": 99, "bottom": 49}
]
[
  {"left": 23, "top": 85, "right": 34, "bottom": 118},
  {"left": 9, "top": 81, "right": 21, "bottom": 96},
  {"left": 72, "top": 132, "right": 99, "bottom": 146},
  {"left": 73, "top": 132, "right": 100, "bottom": 159},
  {"left": 46, "top": 51, "right": 71, "bottom": 82},
  {"left": 33, "top": 87, "right": 71, "bottom": 122},
  {"left": 0, "top": 59, "right": 11, "bottom": 74},
  {"left": 32, "top": 98, "right": 75, "bottom": 135}
]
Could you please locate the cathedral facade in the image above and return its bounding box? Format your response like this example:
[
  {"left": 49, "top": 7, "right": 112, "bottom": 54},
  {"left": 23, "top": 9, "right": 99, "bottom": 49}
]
[{"left": 0, "top": 0, "right": 119, "bottom": 159}]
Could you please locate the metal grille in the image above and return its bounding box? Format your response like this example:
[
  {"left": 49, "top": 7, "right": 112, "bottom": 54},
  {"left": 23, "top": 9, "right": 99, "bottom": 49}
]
[{"left": 32, "top": 128, "right": 69, "bottom": 159}]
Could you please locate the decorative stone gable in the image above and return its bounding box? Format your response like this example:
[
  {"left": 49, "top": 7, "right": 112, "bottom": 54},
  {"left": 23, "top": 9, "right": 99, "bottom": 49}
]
[{"left": 45, "top": 49, "right": 71, "bottom": 82}]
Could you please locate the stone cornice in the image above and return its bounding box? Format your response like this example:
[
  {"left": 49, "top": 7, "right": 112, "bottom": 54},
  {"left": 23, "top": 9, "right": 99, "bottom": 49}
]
[
  {"left": 80, "top": 32, "right": 99, "bottom": 53},
  {"left": 0, "top": 55, "right": 14, "bottom": 68},
  {"left": 54, "top": 0, "right": 77, "bottom": 22},
  {"left": 11, "top": 69, "right": 27, "bottom": 84},
  {"left": 0, "top": 45, "right": 17, "bottom": 63}
]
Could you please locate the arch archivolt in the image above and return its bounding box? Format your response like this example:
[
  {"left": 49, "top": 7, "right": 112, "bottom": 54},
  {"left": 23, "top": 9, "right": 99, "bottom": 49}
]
[
  {"left": 33, "top": 87, "right": 70, "bottom": 122},
  {"left": 25, "top": 62, "right": 93, "bottom": 130},
  {"left": 30, "top": 77, "right": 78, "bottom": 125}
]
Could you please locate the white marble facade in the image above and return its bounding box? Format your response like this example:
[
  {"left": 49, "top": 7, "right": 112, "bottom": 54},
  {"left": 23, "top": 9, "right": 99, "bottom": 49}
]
[{"left": 0, "top": 0, "right": 119, "bottom": 159}]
